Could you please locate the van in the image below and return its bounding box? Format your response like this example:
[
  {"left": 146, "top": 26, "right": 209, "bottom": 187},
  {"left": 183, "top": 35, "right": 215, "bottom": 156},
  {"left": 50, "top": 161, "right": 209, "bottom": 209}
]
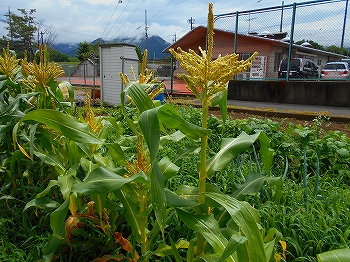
[{"left": 278, "top": 58, "right": 319, "bottom": 79}]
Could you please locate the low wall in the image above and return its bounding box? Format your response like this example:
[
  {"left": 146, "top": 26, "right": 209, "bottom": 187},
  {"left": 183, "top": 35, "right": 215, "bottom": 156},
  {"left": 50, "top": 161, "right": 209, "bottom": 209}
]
[{"left": 228, "top": 80, "right": 350, "bottom": 107}]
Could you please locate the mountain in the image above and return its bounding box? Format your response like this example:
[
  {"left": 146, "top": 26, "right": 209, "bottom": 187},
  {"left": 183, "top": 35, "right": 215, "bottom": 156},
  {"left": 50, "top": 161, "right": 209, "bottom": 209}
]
[
  {"left": 50, "top": 43, "right": 79, "bottom": 58},
  {"left": 52, "top": 35, "right": 172, "bottom": 59}
]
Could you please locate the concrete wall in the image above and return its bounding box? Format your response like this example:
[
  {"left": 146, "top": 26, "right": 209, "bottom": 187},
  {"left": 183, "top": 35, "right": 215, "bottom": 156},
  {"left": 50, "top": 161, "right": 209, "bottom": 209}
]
[{"left": 228, "top": 80, "right": 350, "bottom": 107}]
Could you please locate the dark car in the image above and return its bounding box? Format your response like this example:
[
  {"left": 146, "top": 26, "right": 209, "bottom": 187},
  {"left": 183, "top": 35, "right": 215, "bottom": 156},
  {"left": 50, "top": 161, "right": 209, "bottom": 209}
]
[{"left": 278, "top": 58, "right": 319, "bottom": 79}]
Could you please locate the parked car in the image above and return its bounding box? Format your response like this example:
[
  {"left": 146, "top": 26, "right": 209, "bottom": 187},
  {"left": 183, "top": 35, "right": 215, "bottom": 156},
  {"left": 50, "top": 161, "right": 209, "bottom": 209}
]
[
  {"left": 156, "top": 65, "right": 172, "bottom": 77},
  {"left": 278, "top": 58, "right": 319, "bottom": 79},
  {"left": 340, "top": 58, "right": 350, "bottom": 67},
  {"left": 321, "top": 62, "right": 350, "bottom": 79}
]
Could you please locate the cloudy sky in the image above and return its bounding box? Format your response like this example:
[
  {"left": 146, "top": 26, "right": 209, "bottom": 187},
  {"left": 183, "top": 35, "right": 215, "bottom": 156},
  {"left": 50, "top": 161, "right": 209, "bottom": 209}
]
[{"left": 0, "top": 0, "right": 347, "bottom": 46}]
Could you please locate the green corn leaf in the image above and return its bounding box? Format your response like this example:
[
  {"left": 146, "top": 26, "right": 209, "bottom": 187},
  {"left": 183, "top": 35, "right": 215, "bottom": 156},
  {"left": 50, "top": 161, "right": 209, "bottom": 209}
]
[
  {"left": 164, "top": 188, "right": 198, "bottom": 208},
  {"left": 17, "top": 109, "right": 102, "bottom": 144},
  {"left": 317, "top": 248, "right": 350, "bottom": 262},
  {"left": 91, "top": 194, "right": 106, "bottom": 218},
  {"left": 206, "top": 132, "right": 260, "bottom": 178},
  {"left": 176, "top": 209, "right": 235, "bottom": 261},
  {"left": 258, "top": 132, "right": 274, "bottom": 176},
  {"left": 34, "top": 151, "right": 65, "bottom": 174},
  {"left": 73, "top": 167, "right": 149, "bottom": 195},
  {"left": 206, "top": 192, "right": 266, "bottom": 262},
  {"left": 139, "top": 106, "right": 160, "bottom": 164},
  {"left": 217, "top": 234, "right": 247, "bottom": 262},
  {"left": 122, "top": 81, "right": 155, "bottom": 113},
  {"left": 198, "top": 253, "right": 222, "bottom": 262},
  {"left": 170, "top": 237, "right": 184, "bottom": 262},
  {"left": 158, "top": 157, "right": 180, "bottom": 181},
  {"left": 58, "top": 173, "right": 75, "bottom": 200},
  {"left": 23, "top": 197, "right": 60, "bottom": 211},
  {"left": 105, "top": 143, "right": 126, "bottom": 166},
  {"left": 36, "top": 180, "right": 59, "bottom": 198},
  {"left": 209, "top": 90, "right": 227, "bottom": 123},
  {"left": 150, "top": 164, "right": 167, "bottom": 235},
  {"left": 50, "top": 197, "right": 69, "bottom": 239},
  {"left": 158, "top": 104, "right": 211, "bottom": 140},
  {"left": 114, "top": 187, "right": 142, "bottom": 243},
  {"left": 232, "top": 170, "right": 281, "bottom": 200}
]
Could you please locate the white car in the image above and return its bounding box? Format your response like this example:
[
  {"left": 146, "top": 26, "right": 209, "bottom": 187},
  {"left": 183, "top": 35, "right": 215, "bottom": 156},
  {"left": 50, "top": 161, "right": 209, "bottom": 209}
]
[{"left": 321, "top": 62, "right": 350, "bottom": 79}]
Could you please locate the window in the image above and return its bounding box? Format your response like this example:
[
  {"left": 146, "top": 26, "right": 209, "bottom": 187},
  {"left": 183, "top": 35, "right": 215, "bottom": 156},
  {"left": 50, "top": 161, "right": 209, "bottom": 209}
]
[{"left": 274, "top": 53, "right": 283, "bottom": 72}]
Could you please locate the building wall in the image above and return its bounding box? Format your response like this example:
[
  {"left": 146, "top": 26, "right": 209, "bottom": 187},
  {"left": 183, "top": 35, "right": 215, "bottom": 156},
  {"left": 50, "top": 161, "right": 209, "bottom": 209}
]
[
  {"left": 228, "top": 80, "right": 350, "bottom": 107},
  {"left": 100, "top": 44, "right": 138, "bottom": 105}
]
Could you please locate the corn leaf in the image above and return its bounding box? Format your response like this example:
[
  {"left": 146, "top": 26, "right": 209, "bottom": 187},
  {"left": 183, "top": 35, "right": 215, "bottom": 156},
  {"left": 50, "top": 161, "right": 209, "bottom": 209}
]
[
  {"left": 232, "top": 171, "right": 281, "bottom": 200},
  {"left": 122, "top": 81, "right": 155, "bottom": 113},
  {"left": 139, "top": 106, "right": 160, "bottom": 164},
  {"left": 72, "top": 167, "right": 149, "bottom": 195},
  {"left": 206, "top": 132, "right": 260, "bottom": 178},
  {"left": 150, "top": 164, "right": 167, "bottom": 235},
  {"left": 317, "top": 248, "right": 350, "bottom": 262},
  {"left": 158, "top": 104, "right": 211, "bottom": 140},
  {"left": 18, "top": 109, "right": 102, "bottom": 144},
  {"left": 24, "top": 197, "right": 60, "bottom": 211},
  {"left": 206, "top": 192, "right": 266, "bottom": 262},
  {"left": 176, "top": 209, "right": 235, "bottom": 262}
]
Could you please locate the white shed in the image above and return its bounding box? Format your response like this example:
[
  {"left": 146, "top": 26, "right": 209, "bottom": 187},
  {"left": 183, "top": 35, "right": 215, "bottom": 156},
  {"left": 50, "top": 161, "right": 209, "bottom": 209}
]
[{"left": 99, "top": 43, "right": 139, "bottom": 105}]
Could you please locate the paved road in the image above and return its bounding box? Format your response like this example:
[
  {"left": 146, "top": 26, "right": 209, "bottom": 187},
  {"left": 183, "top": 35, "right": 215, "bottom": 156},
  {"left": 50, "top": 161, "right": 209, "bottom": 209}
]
[{"left": 225, "top": 99, "right": 350, "bottom": 121}]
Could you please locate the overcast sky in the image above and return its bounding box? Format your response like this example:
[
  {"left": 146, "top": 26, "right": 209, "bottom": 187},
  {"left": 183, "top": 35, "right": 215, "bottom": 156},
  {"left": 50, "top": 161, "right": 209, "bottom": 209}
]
[{"left": 0, "top": 0, "right": 347, "bottom": 46}]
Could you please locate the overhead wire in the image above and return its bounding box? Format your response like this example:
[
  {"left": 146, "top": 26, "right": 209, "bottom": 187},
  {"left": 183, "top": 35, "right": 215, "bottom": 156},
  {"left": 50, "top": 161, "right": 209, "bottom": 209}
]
[
  {"left": 100, "top": 0, "right": 123, "bottom": 39},
  {"left": 108, "top": 0, "right": 146, "bottom": 41},
  {"left": 104, "top": 0, "right": 131, "bottom": 40},
  {"left": 125, "top": 0, "right": 177, "bottom": 38}
]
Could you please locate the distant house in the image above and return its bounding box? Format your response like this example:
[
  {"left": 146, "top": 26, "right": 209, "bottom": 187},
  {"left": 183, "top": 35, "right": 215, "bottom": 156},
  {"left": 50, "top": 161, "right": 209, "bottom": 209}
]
[
  {"left": 71, "top": 58, "right": 99, "bottom": 77},
  {"left": 164, "top": 26, "right": 346, "bottom": 79}
]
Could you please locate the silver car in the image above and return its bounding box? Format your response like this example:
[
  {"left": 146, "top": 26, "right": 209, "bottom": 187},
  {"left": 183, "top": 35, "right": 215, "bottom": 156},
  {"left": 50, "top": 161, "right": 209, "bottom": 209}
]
[{"left": 321, "top": 62, "right": 350, "bottom": 79}]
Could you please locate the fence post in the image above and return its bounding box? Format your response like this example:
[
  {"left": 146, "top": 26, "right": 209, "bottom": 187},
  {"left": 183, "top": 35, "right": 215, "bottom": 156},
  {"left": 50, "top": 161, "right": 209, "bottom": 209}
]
[
  {"left": 286, "top": 2, "right": 297, "bottom": 81},
  {"left": 341, "top": 0, "right": 349, "bottom": 49},
  {"left": 234, "top": 11, "right": 238, "bottom": 54}
]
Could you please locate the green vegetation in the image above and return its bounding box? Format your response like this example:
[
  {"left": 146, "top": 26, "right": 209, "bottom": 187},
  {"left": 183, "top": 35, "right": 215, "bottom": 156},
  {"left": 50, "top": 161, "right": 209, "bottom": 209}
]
[{"left": 1, "top": 3, "right": 350, "bottom": 262}]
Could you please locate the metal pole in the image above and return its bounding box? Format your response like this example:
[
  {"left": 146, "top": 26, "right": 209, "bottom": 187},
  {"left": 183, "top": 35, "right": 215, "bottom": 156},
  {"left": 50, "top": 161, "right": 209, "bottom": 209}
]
[
  {"left": 286, "top": 3, "right": 297, "bottom": 81},
  {"left": 280, "top": 1, "right": 284, "bottom": 32},
  {"left": 170, "top": 55, "right": 173, "bottom": 93},
  {"left": 93, "top": 61, "right": 96, "bottom": 102},
  {"left": 341, "top": 0, "right": 349, "bottom": 49},
  {"left": 234, "top": 11, "right": 238, "bottom": 54}
]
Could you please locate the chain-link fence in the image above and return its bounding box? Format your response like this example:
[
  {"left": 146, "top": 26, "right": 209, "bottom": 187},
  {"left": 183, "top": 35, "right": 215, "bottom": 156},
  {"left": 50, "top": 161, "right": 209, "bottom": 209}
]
[{"left": 214, "top": 0, "right": 350, "bottom": 80}]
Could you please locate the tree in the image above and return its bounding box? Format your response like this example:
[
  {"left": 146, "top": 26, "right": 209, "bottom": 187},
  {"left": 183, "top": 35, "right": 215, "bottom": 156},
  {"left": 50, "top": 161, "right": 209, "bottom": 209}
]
[
  {"left": 4, "top": 9, "right": 37, "bottom": 60},
  {"left": 76, "top": 41, "right": 99, "bottom": 61},
  {"left": 326, "top": 45, "right": 350, "bottom": 56},
  {"left": 295, "top": 39, "right": 325, "bottom": 51},
  {"left": 47, "top": 48, "right": 71, "bottom": 62}
]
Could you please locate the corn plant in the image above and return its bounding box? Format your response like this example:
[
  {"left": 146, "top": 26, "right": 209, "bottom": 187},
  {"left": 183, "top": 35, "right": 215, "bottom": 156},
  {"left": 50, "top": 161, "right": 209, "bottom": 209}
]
[{"left": 12, "top": 3, "right": 285, "bottom": 261}]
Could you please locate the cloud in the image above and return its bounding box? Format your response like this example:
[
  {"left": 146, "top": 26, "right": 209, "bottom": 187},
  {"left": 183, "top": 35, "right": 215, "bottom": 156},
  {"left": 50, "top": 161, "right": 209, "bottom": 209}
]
[{"left": 0, "top": 0, "right": 348, "bottom": 47}]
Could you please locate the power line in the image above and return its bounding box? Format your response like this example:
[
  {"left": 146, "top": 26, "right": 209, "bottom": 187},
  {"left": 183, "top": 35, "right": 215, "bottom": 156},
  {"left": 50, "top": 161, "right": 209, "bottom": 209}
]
[
  {"left": 104, "top": 0, "right": 131, "bottom": 40},
  {"left": 100, "top": 0, "right": 123, "bottom": 39},
  {"left": 125, "top": 0, "right": 177, "bottom": 38},
  {"left": 109, "top": 0, "right": 146, "bottom": 41}
]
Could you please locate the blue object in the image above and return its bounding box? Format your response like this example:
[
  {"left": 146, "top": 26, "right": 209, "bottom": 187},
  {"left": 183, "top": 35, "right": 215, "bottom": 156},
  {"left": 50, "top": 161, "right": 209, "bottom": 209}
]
[
  {"left": 154, "top": 93, "right": 164, "bottom": 104},
  {"left": 150, "top": 84, "right": 165, "bottom": 104}
]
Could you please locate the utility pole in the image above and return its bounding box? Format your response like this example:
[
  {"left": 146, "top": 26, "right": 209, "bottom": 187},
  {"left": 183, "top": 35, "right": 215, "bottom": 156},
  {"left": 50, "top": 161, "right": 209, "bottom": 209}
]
[
  {"left": 40, "top": 31, "right": 44, "bottom": 45},
  {"left": 173, "top": 33, "right": 176, "bottom": 43},
  {"left": 8, "top": 6, "right": 13, "bottom": 43},
  {"left": 187, "top": 17, "right": 195, "bottom": 30}
]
